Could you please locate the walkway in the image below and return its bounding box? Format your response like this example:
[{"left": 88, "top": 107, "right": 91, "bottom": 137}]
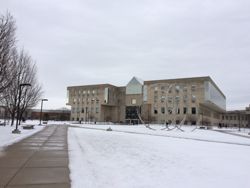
[{"left": 0, "top": 125, "right": 71, "bottom": 188}]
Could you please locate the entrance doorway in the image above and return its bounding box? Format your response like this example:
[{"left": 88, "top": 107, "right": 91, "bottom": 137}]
[{"left": 125, "top": 106, "right": 140, "bottom": 124}]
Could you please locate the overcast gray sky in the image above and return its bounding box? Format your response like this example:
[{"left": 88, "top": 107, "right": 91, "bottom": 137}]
[{"left": 1, "top": 0, "right": 249, "bottom": 110}]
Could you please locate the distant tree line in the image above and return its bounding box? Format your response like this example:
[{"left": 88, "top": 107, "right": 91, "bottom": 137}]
[{"left": 0, "top": 12, "right": 43, "bottom": 125}]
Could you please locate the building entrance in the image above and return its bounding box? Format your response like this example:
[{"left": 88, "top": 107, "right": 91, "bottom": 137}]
[{"left": 125, "top": 106, "right": 140, "bottom": 124}]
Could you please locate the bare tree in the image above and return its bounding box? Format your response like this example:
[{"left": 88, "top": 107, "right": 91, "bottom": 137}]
[
  {"left": 3, "top": 50, "right": 43, "bottom": 125},
  {"left": 0, "top": 12, "right": 17, "bottom": 95}
]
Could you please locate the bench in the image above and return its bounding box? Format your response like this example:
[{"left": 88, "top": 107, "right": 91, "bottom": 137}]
[
  {"left": 43, "top": 121, "right": 48, "bottom": 124},
  {"left": 22, "top": 125, "right": 35, "bottom": 129},
  {"left": 0, "top": 122, "right": 6, "bottom": 126}
]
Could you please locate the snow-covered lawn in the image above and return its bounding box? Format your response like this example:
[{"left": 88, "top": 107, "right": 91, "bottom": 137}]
[
  {"left": 0, "top": 123, "right": 44, "bottom": 149},
  {"left": 70, "top": 124, "right": 250, "bottom": 146},
  {"left": 68, "top": 125, "right": 250, "bottom": 188}
]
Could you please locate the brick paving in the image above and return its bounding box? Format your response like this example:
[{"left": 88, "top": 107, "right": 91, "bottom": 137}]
[{"left": 0, "top": 125, "right": 71, "bottom": 188}]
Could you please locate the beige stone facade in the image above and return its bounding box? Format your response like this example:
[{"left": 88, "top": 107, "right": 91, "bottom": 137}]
[
  {"left": 221, "top": 105, "right": 250, "bottom": 128},
  {"left": 67, "top": 76, "right": 227, "bottom": 126}
]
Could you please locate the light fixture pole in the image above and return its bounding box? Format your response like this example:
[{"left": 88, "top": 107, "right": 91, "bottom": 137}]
[
  {"left": 237, "top": 110, "right": 241, "bottom": 131},
  {"left": 12, "top": 83, "right": 31, "bottom": 134},
  {"left": 39, "top": 99, "right": 48, "bottom": 125}
]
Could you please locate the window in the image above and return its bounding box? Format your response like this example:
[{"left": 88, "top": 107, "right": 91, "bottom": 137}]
[
  {"left": 177, "top": 108, "right": 180, "bottom": 114},
  {"left": 168, "top": 96, "right": 172, "bottom": 103},
  {"left": 81, "top": 108, "right": 84, "bottom": 113},
  {"left": 183, "top": 107, "right": 187, "bottom": 114},
  {"left": 191, "top": 95, "right": 196, "bottom": 103},
  {"left": 161, "top": 86, "right": 165, "bottom": 90},
  {"left": 154, "top": 95, "right": 158, "bottom": 102},
  {"left": 168, "top": 108, "right": 172, "bottom": 114},
  {"left": 161, "top": 96, "right": 165, "bottom": 102},
  {"left": 175, "top": 85, "right": 180, "bottom": 92},
  {"left": 154, "top": 86, "right": 158, "bottom": 91},
  {"left": 132, "top": 99, "right": 136, "bottom": 104},
  {"left": 175, "top": 96, "right": 180, "bottom": 103},
  {"left": 191, "top": 121, "right": 196, "bottom": 125},
  {"left": 183, "top": 86, "right": 188, "bottom": 92},
  {"left": 161, "top": 107, "right": 165, "bottom": 114},
  {"left": 191, "top": 85, "right": 196, "bottom": 91},
  {"left": 192, "top": 107, "right": 196, "bottom": 114},
  {"left": 154, "top": 107, "right": 158, "bottom": 114},
  {"left": 96, "top": 107, "right": 99, "bottom": 113},
  {"left": 183, "top": 95, "right": 188, "bottom": 103}
]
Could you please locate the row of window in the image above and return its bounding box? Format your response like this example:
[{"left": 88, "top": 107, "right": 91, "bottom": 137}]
[
  {"left": 72, "top": 98, "right": 100, "bottom": 104},
  {"left": 222, "top": 115, "right": 248, "bottom": 121},
  {"left": 72, "top": 107, "right": 99, "bottom": 114},
  {"left": 70, "top": 89, "right": 100, "bottom": 97},
  {"left": 154, "top": 95, "right": 197, "bottom": 103},
  {"left": 154, "top": 107, "right": 197, "bottom": 115},
  {"left": 153, "top": 85, "right": 197, "bottom": 92}
]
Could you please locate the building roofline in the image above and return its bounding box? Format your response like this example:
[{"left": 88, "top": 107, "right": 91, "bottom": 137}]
[
  {"left": 67, "top": 83, "right": 117, "bottom": 89},
  {"left": 67, "top": 76, "right": 225, "bottom": 99},
  {"left": 144, "top": 76, "right": 226, "bottom": 99}
]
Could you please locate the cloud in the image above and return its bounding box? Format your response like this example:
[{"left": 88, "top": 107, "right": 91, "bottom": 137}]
[{"left": 1, "top": 0, "right": 250, "bottom": 110}]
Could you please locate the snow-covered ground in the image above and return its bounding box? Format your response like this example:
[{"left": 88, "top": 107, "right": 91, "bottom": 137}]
[
  {"left": 70, "top": 124, "right": 250, "bottom": 146},
  {"left": 68, "top": 124, "right": 250, "bottom": 188},
  {"left": 0, "top": 124, "right": 44, "bottom": 148}
]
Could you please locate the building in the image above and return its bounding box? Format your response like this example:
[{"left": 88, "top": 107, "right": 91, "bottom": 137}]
[
  {"left": 0, "top": 105, "right": 7, "bottom": 121},
  {"left": 67, "top": 76, "right": 226, "bottom": 126},
  {"left": 221, "top": 105, "right": 250, "bottom": 128},
  {"left": 28, "top": 109, "right": 71, "bottom": 121}
]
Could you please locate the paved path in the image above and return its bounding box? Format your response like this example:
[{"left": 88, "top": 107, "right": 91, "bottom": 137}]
[{"left": 0, "top": 125, "right": 71, "bottom": 188}]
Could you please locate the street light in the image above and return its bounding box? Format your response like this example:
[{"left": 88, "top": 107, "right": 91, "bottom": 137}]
[
  {"left": 12, "top": 83, "right": 31, "bottom": 134},
  {"left": 39, "top": 99, "right": 48, "bottom": 125},
  {"left": 237, "top": 110, "right": 241, "bottom": 131},
  {"left": 200, "top": 112, "right": 204, "bottom": 126}
]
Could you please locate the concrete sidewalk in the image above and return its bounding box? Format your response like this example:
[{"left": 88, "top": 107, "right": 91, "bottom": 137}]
[{"left": 0, "top": 125, "right": 71, "bottom": 188}]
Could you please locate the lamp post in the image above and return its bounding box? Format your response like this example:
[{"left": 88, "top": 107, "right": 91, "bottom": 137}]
[
  {"left": 90, "top": 98, "right": 95, "bottom": 123},
  {"left": 12, "top": 83, "right": 31, "bottom": 134},
  {"left": 237, "top": 110, "right": 241, "bottom": 131},
  {"left": 39, "top": 99, "right": 48, "bottom": 125},
  {"left": 201, "top": 112, "right": 204, "bottom": 126}
]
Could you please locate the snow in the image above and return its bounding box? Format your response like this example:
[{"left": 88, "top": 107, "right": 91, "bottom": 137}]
[
  {"left": 0, "top": 120, "right": 48, "bottom": 149},
  {"left": 70, "top": 124, "right": 250, "bottom": 146},
  {"left": 68, "top": 124, "right": 250, "bottom": 188}
]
